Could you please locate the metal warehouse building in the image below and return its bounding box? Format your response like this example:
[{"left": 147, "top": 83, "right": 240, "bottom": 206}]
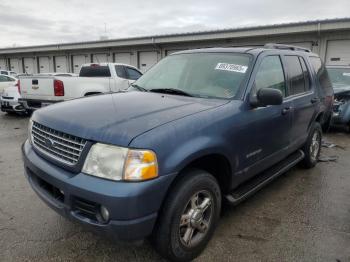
[{"left": 1, "top": 18, "right": 350, "bottom": 74}]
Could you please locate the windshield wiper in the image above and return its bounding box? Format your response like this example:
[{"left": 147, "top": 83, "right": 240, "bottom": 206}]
[
  {"left": 131, "top": 84, "right": 148, "bottom": 92},
  {"left": 149, "top": 88, "right": 193, "bottom": 97}
]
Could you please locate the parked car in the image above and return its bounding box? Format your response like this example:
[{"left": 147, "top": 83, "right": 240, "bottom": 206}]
[
  {"left": 1, "top": 84, "right": 27, "bottom": 114},
  {"left": 23, "top": 44, "right": 332, "bottom": 262},
  {"left": 0, "top": 74, "right": 18, "bottom": 94},
  {"left": 0, "top": 70, "right": 17, "bottom": 77},
  {"left": 327, "top": 65, "right": 350, "bottom": 131},
  {"left": 19, "top": 63, "right": 142, "bottom": 110},
  {"left": 309, "top": 58, "right": 334, "bottom": 131}
]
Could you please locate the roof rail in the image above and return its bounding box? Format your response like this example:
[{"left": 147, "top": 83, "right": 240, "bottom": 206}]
[{"left": 264, "top": 43, "right": 311, "bottom": 53}]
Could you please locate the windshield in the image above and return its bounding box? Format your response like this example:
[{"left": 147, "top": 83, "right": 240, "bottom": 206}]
[
  {"left": 327, "top": 67, "right": 350, "bottom": 87},
  {"left": 133, "top": 53, "right": 251, "bottom": 99}
]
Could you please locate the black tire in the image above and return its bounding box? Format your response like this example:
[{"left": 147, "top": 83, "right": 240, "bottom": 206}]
[
  {"left": 301, "top": 122, "right": 322, "bottom": 169},
  {"left": 321, "top": 114, "right": 331, "bottom": 133},
  {"left": 152, "top": 169, "right": 221, "bottom": 262}
]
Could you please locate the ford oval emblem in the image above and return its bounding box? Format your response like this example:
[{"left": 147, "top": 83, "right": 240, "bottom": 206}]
[{"left": 44, "top": 138, "right": 55, "bottom": 149}]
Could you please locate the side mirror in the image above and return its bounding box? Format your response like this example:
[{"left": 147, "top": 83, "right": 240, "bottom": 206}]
[{"left": 250, "top": 88, "right": 283, "bottom": 107}]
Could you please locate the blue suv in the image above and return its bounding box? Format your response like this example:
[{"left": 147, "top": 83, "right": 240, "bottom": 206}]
[{"left": 22, "top": 44, "right": 333, "bottom": 261}]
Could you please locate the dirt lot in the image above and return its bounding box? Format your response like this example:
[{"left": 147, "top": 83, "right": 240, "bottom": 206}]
[{"left": 0, "top": 112, "right": 349, "bottom": 262}]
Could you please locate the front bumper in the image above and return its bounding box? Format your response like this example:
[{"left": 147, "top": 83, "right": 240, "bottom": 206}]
[
  {"left": 1, "top": 96, "right": 25, "bottom": 112},
  {"left": 22, "top": 140, "right": 175, "bottom": 241},
  {"left": 331, "top": 100, "right": 350, "bottom": 126}
]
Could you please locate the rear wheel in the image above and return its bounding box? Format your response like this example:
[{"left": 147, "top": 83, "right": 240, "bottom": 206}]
[
  {"left": 152, "top": 169, "right": 221, "bottom": 262},
  {"left": 301, "top": 122, "right": 322, "bottom": 168}
]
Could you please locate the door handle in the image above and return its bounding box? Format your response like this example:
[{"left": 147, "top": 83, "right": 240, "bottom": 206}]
[
  {"left": 311, "top": 97, "right": 320, "bottom": 104},
  {"left": 282, "top": 107, "right": 291, "bottom": 115}
]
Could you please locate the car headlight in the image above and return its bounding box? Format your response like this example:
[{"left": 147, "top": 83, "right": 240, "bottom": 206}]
[
  {"left": 82, "top": 143, "right": 158, "bottom": 181},
  {"left": 28, "top": 118, "right": 33, "bottom": 144}
]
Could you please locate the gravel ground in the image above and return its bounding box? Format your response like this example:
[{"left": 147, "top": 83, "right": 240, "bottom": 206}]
[{"left": 0, "top": 111, "right": 349, "bottom": 262}]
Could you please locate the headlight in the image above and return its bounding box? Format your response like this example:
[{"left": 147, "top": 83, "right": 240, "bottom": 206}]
[
  {"left": 28, "top": 118, "right": 33, "bottom": 144},
  {"left": 82, "top": 143, "right": 158, "bottom": 181}
]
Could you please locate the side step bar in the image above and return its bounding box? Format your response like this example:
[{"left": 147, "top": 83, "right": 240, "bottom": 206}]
[{"left": 225, "top": 150, "right": 305, "bottom": 205}]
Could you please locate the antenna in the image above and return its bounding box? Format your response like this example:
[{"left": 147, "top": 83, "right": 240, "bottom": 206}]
[{"left": 99, "top": 23, "right": 109, "bottom": 40}]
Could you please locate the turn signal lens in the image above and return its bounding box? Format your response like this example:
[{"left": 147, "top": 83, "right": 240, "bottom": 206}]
[{"left": 124, "top": 150, "right": 158, "bottom": 181}]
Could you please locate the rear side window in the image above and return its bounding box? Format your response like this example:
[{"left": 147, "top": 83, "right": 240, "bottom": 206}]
[
  {"left": 255, "top": 56, "right": 286, "bottom": 96},
  {"left": 79, "top": 66, "right": 111, "bottom": 77},
  {"left": 115, "top": 65, "right": 127, "bottom": 78},
  {"left": 1, "top": 71, "right": 8, "bottom": 75},
  {"left": 309, "top": 57, "right": 333, "bottom": 96},
  {"left": 284, "top": 56, "right": 306, "bottom": 96},
  {"left": 125, "top": 67, "right": 142, "bottom": 80},
  {"left": 299, "top": 57, "right": 311, "bottom": 91}
]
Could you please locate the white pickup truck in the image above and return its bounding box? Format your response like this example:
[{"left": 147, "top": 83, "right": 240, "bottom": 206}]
[{"left": 19, "top": 63, "right": 142, "bottom": 110}]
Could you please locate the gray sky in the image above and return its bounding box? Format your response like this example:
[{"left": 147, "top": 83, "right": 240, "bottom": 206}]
[{"left": 0, "top": 0, "right": 349, "bottom": 48}]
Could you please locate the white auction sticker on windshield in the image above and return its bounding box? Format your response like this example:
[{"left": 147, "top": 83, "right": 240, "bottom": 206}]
[
  {"left": 215, "top": 63, "right": 248, "bottom": 73},
  {"left": 343, "top": 72, "right": 350, "bottom": 77}
]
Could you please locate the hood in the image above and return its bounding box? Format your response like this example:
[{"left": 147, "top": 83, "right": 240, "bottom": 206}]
[
  {"left": 333, "top": 84, "right": 350, "bottom": 95},
  {"left": 2, "top": 85, "right": 19, "bottom": 97},
  {"left": 33, "top": 91, "right": 228, "bottom": 146}
]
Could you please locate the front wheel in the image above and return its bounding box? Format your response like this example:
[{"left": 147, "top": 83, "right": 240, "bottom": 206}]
[
  {"left": 152, "top": 169, "right": 221, "bottom": 262},
  {"left": 301, "top": 122, "right": 322, "bottom": 168}
]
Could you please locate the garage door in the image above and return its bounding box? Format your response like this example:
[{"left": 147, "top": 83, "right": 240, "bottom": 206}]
[
  {"left": 325, "top": 40, "right": 350, "bottom": 66},
  {"left": 114, "top": 52, "right": 132, "bottom": 65},
  {"left": 139, "top": 51, "right": 158, "bottom": 72},
  {"left": 73, "top": 55, "right": 89, "bottom": 74},
  {"left": 23, "top": 57, "right": 36, "bottom": 74},
  {"left": 38, "top": 57, "right": 51, "bottom": 73},
  {"left": 282, "top": 42, "right": 313, "bottom": 50},
  {"left": 54, "top": 56, "right": 68, "bottom": 73},
  {"left": 0, "top": 58, "right": 7, "bottom": 70},
  {"left": 92, "top": 53, "right": 110, "bottom": 63},
  {"left": 10, "top": 58, "right": 22, "bottom": 73}
]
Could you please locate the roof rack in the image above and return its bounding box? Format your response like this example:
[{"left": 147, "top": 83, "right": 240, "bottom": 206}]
[{"left": 264, "top": 43, "right": 311, "bottom": 53}]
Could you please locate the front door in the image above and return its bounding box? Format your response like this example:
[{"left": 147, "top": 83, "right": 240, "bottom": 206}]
[{"left": 237, "top": 54, "right": 293, "bottom": 181}]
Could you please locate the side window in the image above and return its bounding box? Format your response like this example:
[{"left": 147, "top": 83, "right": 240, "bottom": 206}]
[
  {"left": 125, "top": 67, "right": 142, "bottom": 80},
  {"left": 309, "top": 56, "right": 333, "bottom": 96},
  {"left": 255, "top": 56, "right": 286, "bottom": 96},
  {"left": 284, "top": 56, "right": 305, "bottom": 96},
  {"left": 6, "top": 76, "right": 15, "bottom": 81},
  {"left": 0, "top": 75, "right": 8, "bottom": 82},
  {"left": 299, "top": 57, "right": 311, "bottom": 91},
  {"left": 115, "top": 65, "right": 127, "bottom": 79}
]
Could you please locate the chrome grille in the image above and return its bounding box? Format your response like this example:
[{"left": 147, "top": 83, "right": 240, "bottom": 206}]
[{"left": 31, "top": 121, "right": 87, "bottom": 165}]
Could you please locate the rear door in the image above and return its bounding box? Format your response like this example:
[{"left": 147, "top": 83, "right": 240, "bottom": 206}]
[{"left": 282, "top": 55, "right": 318, "bottom": 149}]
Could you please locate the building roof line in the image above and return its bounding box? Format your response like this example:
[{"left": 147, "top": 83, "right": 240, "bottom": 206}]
[{"left": 1, "top": 17, "right": 350, "bottom": 53}]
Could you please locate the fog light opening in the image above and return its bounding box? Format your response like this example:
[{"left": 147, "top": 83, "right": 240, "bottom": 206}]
[{"left": 100, "top": 206, "right": 110, "bottom": 222}]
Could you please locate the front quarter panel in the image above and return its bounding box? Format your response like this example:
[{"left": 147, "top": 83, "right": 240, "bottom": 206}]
[{"left": 129, "top": 101, "right": 242, "bottom": 182}]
